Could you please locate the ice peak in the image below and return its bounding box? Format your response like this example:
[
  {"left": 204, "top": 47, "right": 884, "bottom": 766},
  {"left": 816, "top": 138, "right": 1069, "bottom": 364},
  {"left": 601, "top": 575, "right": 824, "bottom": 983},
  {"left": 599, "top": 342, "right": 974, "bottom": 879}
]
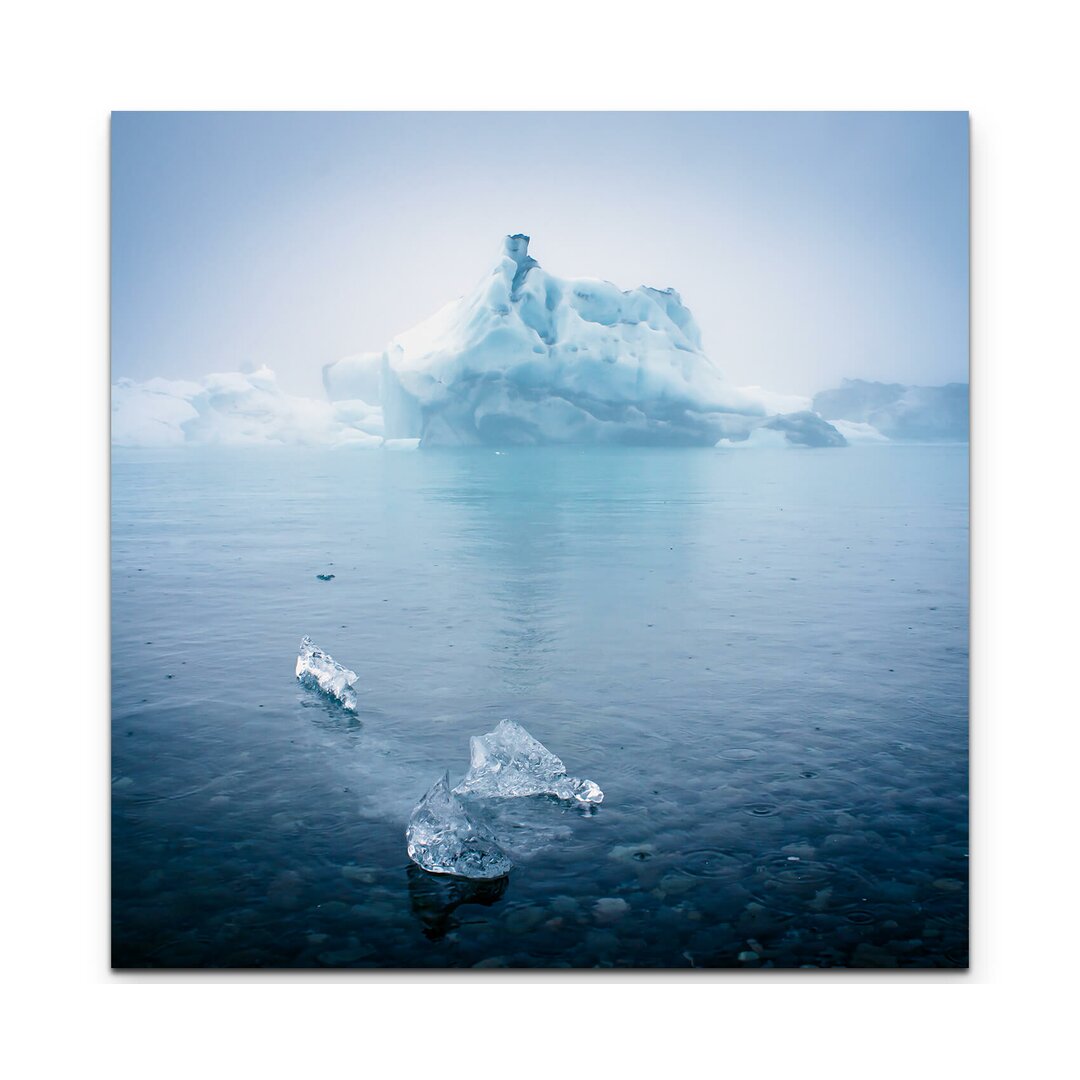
[
  {"left": 499, "top": 233, "right": 539, "bottom": 297},
  {"left": 502, "top": 233, "right": 532, "bottom": 262}
]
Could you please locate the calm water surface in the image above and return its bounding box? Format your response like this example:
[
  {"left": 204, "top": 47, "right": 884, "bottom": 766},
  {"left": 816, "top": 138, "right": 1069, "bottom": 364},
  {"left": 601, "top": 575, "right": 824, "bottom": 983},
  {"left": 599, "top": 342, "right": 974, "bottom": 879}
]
[{"left": 112, "top": 445, "right": 968, "bottom": 968}]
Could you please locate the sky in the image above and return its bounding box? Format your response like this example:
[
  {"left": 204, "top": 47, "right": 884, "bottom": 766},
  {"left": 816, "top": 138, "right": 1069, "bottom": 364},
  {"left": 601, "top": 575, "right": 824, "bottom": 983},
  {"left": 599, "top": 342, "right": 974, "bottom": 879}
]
[{"left": 111, "top": 112, "right": 969, "bottom": 399}]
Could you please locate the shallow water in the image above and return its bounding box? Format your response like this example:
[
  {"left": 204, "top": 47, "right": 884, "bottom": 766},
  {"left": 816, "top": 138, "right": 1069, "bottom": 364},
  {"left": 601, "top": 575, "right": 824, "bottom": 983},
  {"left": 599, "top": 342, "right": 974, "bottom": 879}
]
[{"left": 111, "top": 445, "right": 968, "bottom": 968}]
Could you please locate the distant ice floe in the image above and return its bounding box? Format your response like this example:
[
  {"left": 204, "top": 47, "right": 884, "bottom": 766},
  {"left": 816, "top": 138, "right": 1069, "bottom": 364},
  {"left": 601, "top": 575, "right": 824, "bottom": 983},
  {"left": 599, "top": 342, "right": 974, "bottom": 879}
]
[
  {"left": 829, "top": 419, "right": 889, "bottom": 443},
  {"left": 813, "top": 379, "right": 968, "bottom": 443},
  {"left": 716, "top": 426, "right": 790, "bottom": 450},
  {"left": 112, "top": 366, "right": 394, "bottom": 449},
  {"left": 324, "top": 234, "right": 846, "bottom": 449},
  {"left": 716, "top": 410, "right": 847, "bottom": 449}
]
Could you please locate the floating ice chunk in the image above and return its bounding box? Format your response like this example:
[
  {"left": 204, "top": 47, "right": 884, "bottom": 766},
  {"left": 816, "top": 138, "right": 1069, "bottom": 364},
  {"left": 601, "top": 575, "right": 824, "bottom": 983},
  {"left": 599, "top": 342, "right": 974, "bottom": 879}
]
[
  {"left": 453, "top": 719, "right": 604, "bottom": 805},
  {"left": 295, "top": 636, "right": 358, "bottom": 711},
  {"left": 405, "top": 772, "right": 513, "bottom": 879}
]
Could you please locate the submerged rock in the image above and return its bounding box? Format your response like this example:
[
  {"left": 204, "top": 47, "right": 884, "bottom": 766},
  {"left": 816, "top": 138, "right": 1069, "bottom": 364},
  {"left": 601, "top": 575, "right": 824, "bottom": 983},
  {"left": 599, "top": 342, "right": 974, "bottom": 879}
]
[
  {"left": 453, "top": 719, "right": 604, "bottom": 805},
  {"left": 295, "top": 636, "right": 359, "bottom": 711},
  {"left": 405, "top": 772, "right": 512, "bottom": 880}
]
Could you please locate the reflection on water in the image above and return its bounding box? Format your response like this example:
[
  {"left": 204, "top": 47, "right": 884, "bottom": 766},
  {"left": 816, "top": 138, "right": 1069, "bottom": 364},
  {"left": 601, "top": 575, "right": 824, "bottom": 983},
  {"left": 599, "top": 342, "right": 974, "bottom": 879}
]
[
  {"left": 407, "top": 865, "right": 509, "bottom": 941},
  {"left": 112, "top": 445, "right": 968, "bottom": 968}
]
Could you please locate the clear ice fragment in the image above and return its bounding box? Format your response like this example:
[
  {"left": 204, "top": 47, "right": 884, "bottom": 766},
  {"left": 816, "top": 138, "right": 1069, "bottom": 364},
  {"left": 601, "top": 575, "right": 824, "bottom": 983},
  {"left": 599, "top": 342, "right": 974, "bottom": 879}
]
[
  {"left": 295, "top": 635, "right": 358, "bottom": 711},
  {"left": 405, "top": 772, "right": 513, "bottom": 880},
  {"left": 453, "top": 719, "right": 604, "bottom": 805}
]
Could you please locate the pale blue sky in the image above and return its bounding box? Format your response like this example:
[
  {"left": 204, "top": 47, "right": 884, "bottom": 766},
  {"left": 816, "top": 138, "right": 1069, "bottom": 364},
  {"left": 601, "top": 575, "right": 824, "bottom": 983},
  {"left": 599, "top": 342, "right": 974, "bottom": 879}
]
[{"left": 111, "top": 112, "right": 968, "bottom": 398}]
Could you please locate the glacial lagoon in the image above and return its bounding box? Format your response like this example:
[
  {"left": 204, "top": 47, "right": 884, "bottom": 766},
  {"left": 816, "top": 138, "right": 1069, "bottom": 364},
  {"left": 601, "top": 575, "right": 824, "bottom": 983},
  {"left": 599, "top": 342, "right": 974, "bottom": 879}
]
[{"left": 111, "top": 444, "right": 968, "bottom": 968}]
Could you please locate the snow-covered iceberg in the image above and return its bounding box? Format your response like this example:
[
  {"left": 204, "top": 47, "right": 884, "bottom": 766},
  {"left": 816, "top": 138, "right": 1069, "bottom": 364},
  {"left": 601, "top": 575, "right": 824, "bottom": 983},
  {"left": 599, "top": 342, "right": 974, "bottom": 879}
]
[
  {"left": 405, "top": 772, "right": 513, "bottom": 880},
  {"left": 112, "top": 366, "right": 387, "bottom": 448},
  {"left": 325, "top": 235, "right": 846, "bottom": 449},
  {"left": 812, "top": 379, "right": 968, "bottom": 443},
  {"left": 295, "top": 636, "right": 359, "bottom": 711},
  {"left": 453, "top": 719, "right": 604, "bottom": 805}
]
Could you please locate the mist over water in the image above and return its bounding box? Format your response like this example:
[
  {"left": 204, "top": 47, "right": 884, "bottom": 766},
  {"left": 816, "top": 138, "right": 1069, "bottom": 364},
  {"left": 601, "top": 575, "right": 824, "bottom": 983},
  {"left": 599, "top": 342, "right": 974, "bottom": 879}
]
[{"left": 112, "top": 445, "right": 968, "bottom": 968}]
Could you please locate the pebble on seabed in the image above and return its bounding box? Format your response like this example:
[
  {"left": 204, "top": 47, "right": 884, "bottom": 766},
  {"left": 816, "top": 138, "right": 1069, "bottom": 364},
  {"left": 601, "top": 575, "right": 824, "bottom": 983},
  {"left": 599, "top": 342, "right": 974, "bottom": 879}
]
[
  {"left": 504, "top": 906, "right": 546, "bottom": 934},
  {"left": 593, "top": 897, "right": 630, "bottom": 924},
  {"left": 340, "top": 865, "right": 377, "bottom": 884},
  {"left": 609, "top": 844, "right": 655, "bottom": 863}
]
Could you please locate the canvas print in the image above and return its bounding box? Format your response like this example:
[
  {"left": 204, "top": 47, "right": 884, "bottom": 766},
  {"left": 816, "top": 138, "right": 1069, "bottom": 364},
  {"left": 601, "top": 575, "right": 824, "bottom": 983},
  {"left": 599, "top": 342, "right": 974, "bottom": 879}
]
[{"left": 111, "top": 111, "right": 969, "bottom": 969}]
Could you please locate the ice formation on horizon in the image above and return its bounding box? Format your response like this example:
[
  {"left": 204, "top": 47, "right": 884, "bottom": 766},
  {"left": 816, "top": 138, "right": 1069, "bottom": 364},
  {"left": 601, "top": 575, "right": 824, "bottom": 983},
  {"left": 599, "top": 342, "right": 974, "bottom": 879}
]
[
  {"left": 453, "top": 719, "right": 604, "bottom": 805},
  {"left": 813, "top": 379, "right": 969, "bottom": 443},
  {"left": 295, "top": 636, "right": 359, "bottom": 711},
  {"left": 325, "top": 235, "right": 846, "bottom": 449},
  {"left": 405, "top": 772, "right": 513, "bottom": 880},
  {"left": 112, "top": 239, "right": 972, "bottom": 450},
  {"left": 111, "top": 366, "right": 389, "bottom": 448},
  {"left": 829, "top": 418, "right": 890, "bottom": 443}
]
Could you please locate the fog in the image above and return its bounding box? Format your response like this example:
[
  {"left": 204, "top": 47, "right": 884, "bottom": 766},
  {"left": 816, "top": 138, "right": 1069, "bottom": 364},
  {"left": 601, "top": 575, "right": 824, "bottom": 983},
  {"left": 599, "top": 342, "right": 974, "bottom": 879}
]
[{"left": 111, "top": 111, "right": 968, "bottom": 399}]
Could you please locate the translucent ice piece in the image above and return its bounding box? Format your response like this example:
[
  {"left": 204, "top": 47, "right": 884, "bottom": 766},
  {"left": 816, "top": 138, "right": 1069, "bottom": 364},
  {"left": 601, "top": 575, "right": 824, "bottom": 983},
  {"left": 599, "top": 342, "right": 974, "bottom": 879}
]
[
  {"left": 295, "top": 636, "right": 358, "bottom": 711},
  {"left": 453, "top": 719, "right": 604, "bottom": 805},
  {"left": 405, "top": 772, "right": 513, "bottom": 880}
]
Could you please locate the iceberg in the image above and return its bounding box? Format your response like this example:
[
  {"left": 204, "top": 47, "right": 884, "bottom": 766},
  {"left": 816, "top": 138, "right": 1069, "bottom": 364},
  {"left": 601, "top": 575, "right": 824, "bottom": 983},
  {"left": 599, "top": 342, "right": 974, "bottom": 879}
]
[
  {"left": 324, "top": 235, "right": 846, "bottom": 449},
  {"left": 812, "top": 379, "right": 969, "bottom": 442},
  {"left": 112, "top": 236, "right": 851, "bottom": 450},
  {"left": 405, "top": 772, "right": 513, "bottom": 879},
  {"left": 453, "top": 719, "right": 604, "bottom": 805},
  {"left": 295, "top": 636, "right": 359, "bottom": 711}
]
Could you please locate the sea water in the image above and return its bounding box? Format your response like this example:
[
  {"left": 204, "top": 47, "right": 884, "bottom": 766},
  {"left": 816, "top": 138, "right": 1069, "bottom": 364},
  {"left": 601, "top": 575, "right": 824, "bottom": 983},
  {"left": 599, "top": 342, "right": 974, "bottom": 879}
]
[{"left": 111, "top": 445, "right": 968, "bottom": 968}]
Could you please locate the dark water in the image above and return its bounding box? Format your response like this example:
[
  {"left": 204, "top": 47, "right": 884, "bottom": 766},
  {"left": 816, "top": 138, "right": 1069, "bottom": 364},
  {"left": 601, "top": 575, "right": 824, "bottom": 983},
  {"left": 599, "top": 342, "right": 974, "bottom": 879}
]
[{"left": 111, "top": 445, "right": 968, "bottom": 968}]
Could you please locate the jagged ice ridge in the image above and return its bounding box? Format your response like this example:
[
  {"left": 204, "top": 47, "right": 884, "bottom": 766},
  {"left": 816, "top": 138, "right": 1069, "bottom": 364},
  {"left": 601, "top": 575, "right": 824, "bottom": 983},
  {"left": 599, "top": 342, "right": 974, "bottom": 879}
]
[{"left": 453, "top": 719, "right": 604, "bottom": 805}]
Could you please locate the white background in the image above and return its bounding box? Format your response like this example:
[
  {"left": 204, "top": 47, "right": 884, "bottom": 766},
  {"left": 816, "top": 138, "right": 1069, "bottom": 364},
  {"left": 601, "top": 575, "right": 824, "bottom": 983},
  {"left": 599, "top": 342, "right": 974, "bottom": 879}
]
[{"left": 2, "top": 0, "right": 1077, "bottom": 1075}]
